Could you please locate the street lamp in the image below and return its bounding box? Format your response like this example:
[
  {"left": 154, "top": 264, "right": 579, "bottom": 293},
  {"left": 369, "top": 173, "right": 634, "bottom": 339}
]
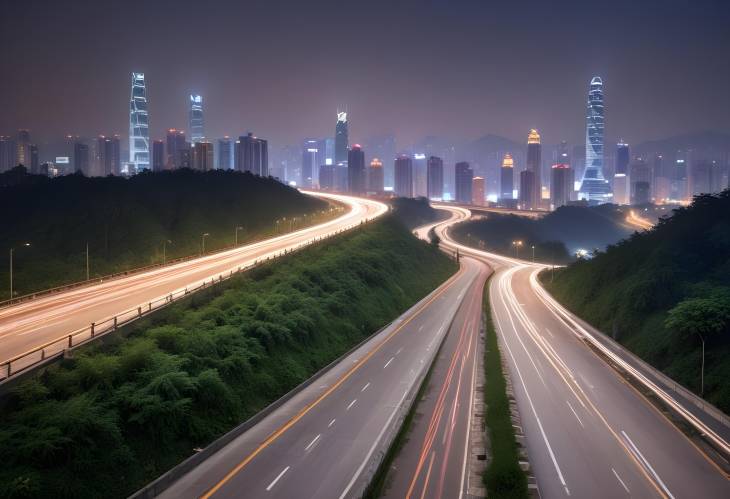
[
  {"left": 163, "top": 240, "right": 172, "bottom": 264},
  {"left": 512, "top": 240, "right": 523, "bottom": 259},
  {"left": 201, "top": 233, "right": 210, "bottom": 254},
  {"left": 531, "top": 245, "right": 535, "bottom": 263},
  {"left": 235, "top": 226, "right": 244, "bottom": 246},
  {"left": 9, "top": 242, "right": 31, "bottom": 299}
]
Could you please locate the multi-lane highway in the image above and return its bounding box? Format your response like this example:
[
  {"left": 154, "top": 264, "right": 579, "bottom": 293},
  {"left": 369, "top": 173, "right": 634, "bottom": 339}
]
[
  {"left": 432, "top": 204, "right": 730, "bottom": 498},
  {"left": 156, "top": 257, "right": 481, "bottom": 499},
  {"left": 0, "top": 192, "right": 387, "bottom": 375}
]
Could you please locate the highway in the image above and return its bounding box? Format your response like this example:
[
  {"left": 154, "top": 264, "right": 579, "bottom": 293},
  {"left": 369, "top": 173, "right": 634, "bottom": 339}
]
[
  {"left": 157, "top": 256, "right": 482, "bottom": 499},
  {"left": 0, "top": 192, "right": 388, "bottom": 374},
  {"left": 432, "top": 204, "right": 730, "bottom": 498}
]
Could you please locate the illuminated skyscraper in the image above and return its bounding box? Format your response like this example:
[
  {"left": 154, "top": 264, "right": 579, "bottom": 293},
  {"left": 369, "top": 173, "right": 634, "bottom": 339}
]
[
  {"left": 550, "top": 163, "right": 573, "bottom": 209},
  {"left": 166, "top": 129, "right": 188, "bottom": 169},
  {"left": 335, "top": 111, "right": 348, "bottom": 165},
  {"left": 189, "top": 94, "right": 204, "bottom": 143},
  {"left": 472, "top": 176, "right": 485, "bottom": 206},
  {"left": 455, "top": 161, "right": 473, "bottom": 204},
  {"left": 427, "top": 156, "right": 444, "bottom": 199},
  {"left": 347, "top": 144, "right": 366, "bottom": 194},
  {"left": 500, "top": 153, "right": 514, "bottom": 200},
  {"left": 394, "top": 155, "right": 413, "bottom": 197},
  {"left": 615, "top": 141, "right": 629, "bottom": 175},
  {"left": 192, "top": 142, "right": 214, "bottom": 171},
  {"left": 152, "top": 140, "right": 165, "bottom": 172},
  {"left": 217, "top": 137, "right": 233, "bottom": 170},
  {"left": 302, "top": 139, "right": 324, "bottom": 188},
  {"left": 129, "top": 72, "right": 150, "bottom": 172},
  {"left": 16, "top": 130, "right": 31, "bottom": 168},
  {"left": 526, "top": 129, "right": 541, "bottom": 208},
  {"left": 579, "top": 76, "right": 611, "bottom": 202},
  {"left": 235, "top": 133, "right": 268, "bottom": 176},
  {"left": 368, "top": 158, "right": 384, "bottom": 193}
]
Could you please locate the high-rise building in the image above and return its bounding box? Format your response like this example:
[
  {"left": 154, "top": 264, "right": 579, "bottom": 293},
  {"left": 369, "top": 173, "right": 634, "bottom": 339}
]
[
  {"left": 302, "top": 139, "right": 324, "bottom": 188},
  {"left": 192, "top": 142, "right": 214, "bottom": 171},
  {"left": 94, "top": 135, "right": 120, "bottom": 176},
  {"left": 500, "top": 153, "right": 514, "bottom": 200},
  {"left": 630, "top": 159, "right": 651, "bottom": 205},
  {"left": 29, "top": 144, "right": 39, "bottom": 174},
  {"left": 129, "top": 72, "right": 150, "bottom": 172},
  {"left": 579, "top": 76, "right": 611, "bottom": 202},
  {"left": 368, "top": 158, "right": 384, "bottom": 194},
  {"left": 613, "top": 174, "right": 629, "bottom": 205},
  {"left": 365, "top": 134, "right": 396, "bottom": 188},
  {"left": 73, "top": 141, "right": 90, "bottom": 175},
  {"left": 472, "top": 176, "right": 485, "bottom": 206},
  {"left": 454, "top": 161, "right": 473, "bottom": 204},
  {"left": 690, "top": 159, "right": 713, "bottom": 196},
  {"left": 427, "top": 156, "right": 444, "bottom": 199},
  {"left": 0, "top": 136, "right": 16, "bottom": 171},
  {"left": 335, "top": 111, "right": 348, "bottom": 165},
  {"left": 652, "top": 154, "right": 671, "bottom": 201},
  {"left": 413, "top": 153, "right": 427, "bottom": 197},
  {"left": 189, "top": 94, "right": 204, "bottom": 143},
  {"left": 347, "top": 144, "right": 366, "bottom": 194},
  {"left": 166, "top": 129, "right": 188, "bottom": 169},
  {"left": 526, "top": 129, "right": 541, "bottom": 208},
  {"left": 152, "top": 140, "right": 165, "bottom": 172},
  {"left": 319, "top": 164, "right": 336, "bottom": 190},
  {"left": 15, "top": 130, "right": 31, "bottom": 169},
  {"left": 235, "top": 133, "right": 268, "bottom": 176},
  {"left": 394, "top": 155, "right": 413, "bottom": 197},
  {"left": 519, "top": 170, "right": 537, "bottom": 209},
  {"left": 217, "top": 137, "right": 233, "bottom": 170},
  {"left": 550, "top": 163, "right": 573, "bottom": 210},
  {"left": 616, "top": 141, "right": 630, "bottom": 175},
  {"left": 672, "top": 153, "right": 689, "bottom": 201}
]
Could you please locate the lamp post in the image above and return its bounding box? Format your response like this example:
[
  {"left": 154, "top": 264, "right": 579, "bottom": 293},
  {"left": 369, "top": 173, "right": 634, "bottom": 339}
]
[
  {"left": 9, "top": 242, "right": 31, "bottom": 299},
  {"left": 512, "top": 240, "right": 523, "bottom": 259},
  {"left": 235, "top": 226, "right": 243, "bottom": 246},
  {"left": 201, "top": 233, "right": 210, "bottom": 254},
  {"left": 531, "top": 245, "right": 535, "bottom": 263},
  {"left": 163, "top": 240, "right": 172, "bottom": 264},
  {"left": 696, "top": 332, "right": 706, "bottom": 396}
]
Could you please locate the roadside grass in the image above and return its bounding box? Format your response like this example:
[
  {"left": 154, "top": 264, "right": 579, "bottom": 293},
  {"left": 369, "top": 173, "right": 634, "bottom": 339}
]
[{"left": 483, "top": 276, "right": 529, "bottom": 498}]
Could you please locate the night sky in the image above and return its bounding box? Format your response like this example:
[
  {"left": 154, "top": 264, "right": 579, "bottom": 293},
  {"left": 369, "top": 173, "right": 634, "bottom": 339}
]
[{"left": 2, "top": 0, "right": 729, "bottom": 149}]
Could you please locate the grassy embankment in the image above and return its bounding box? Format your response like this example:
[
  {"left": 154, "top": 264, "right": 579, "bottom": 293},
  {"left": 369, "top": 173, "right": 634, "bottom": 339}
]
[
  {"left": 450, "top": 204, "right": 633, "bottom": 264},
  {"left": 483, "top": 277, "right": 529, "bottom": 498},
  {"left": 0, "top": 168, "right": 336, "bottom": 300},
  {"left": 0, "top": 215, "right": 457, "bottom": 498},
  {"left": 543, "top": 191, "right": 730, "bottom": 414}
]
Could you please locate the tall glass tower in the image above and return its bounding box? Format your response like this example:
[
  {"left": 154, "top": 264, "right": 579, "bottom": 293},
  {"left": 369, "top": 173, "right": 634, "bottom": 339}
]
[
  {"left": 579, "top": 76, "right": 611, "bottom": 202},
  {"left": 189, "top": 94, "right": 204, "bottom": 143},
  {"left": 335, "top": 111, "right": 348, "bottom": 164},
  {"left": 129, "top": 72, "right": 150, "bottom": 172}
]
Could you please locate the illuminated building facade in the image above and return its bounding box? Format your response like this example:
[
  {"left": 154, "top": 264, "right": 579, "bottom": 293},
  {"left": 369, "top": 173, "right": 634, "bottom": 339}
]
[
  {"left": 526, "top": 129, "right": 541, "bottom": 208},
  {"left": 129, "top": 72, "right": 150, "bottom": 172},
  {"left": 579, "top": 76, "right": 611, "bottom": 202},
  {"left": 500, "top": 153, "right": 514, "bottom": 200},
  {"left": 368, "top": 158, "right": 384, "bottom": 193},
  {"left": 189, "top": 94, "right": 204, "bottom": 143},
  {"left": 335, "top": 111, "right": 348, "bottom": 165}
]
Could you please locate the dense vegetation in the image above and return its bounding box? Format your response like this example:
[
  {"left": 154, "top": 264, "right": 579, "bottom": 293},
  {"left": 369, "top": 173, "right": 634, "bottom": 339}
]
[
  {"left": 0, "top": 167, "right": 331, "bottom": 301},
  {"left": 0, "top": 216, "right": 457, "bottom": 498},
  {"left": 451, "top": 205, "right": 633, "bottom": 264},
  {"left": 543, "top": 191, "right": 730, "bottom": 413},
  {"left": 483, "top": 278, "right": 528, "bottom": 498},
  {"left": 390, "top": 197, "right": 447, "bottom": 229}
]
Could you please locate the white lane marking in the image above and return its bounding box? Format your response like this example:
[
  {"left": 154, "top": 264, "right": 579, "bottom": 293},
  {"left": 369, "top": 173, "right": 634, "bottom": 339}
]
[
  {"left": 545, "top": 327, "right": 554, "bottom": 338},
  {"left": 384, "top": 357, "right": 394, "bottom": 369},
  {"left": 346, "top": 399, "right": 357, "bottom": 411},
  {"left": 328, "top": 418, "right": 336, "bottom": 428},
  {"left": 418, "top": 325, "right": 424, "bottom": 332},
  {"left": 361, "top": 382, "right": 370, "bottom": 392},
  {"left": 621, "top": 430, "right": 674, "bottom": 499},
  {"left": 611, "top": 467, "right": 630, "bottom": 494},
  {"left": 304, "top": 434, "right": 321, "bottom": 451},
  {"left": 496, "top": 307, "right": 571, "bottom": 496},
  {"left": 339, "top": 388, "right": 410, "bottom": 499},
  {"left": 396, "top": 347, "right": 403, "bottom": 355},
  {"left": 265, "top": 466, "right": 290, "bottom": 491},
  {"left": 566, "top": 401, "right": 585, "bottom": 428},
  {"left": 459, "top": 332, "right": 478, "bottom": 499}
]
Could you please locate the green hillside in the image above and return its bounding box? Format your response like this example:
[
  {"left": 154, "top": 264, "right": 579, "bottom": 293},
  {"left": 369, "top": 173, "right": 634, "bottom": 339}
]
[
  {"left": 0, "top": 168, "right": 332, "bottom": 301},
  {"left": 543, "top": 191, "right": 730, "bottom": 413}
]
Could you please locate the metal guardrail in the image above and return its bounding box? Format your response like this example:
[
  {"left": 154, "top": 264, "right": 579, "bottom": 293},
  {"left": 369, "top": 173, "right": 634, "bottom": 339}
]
[{"left": 0, "top": 218, "right": 366, "bottom": 383}]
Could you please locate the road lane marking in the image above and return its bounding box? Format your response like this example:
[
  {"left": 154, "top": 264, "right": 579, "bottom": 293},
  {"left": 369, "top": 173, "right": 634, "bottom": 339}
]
[
  {"left": 346, "top": 399, "right": 357, "bottom": 411},
  {"left": 361, "top": 382, "right": 370, "bottom": 392},
  {"left": 611, "top": 467, "right": 630, "bottom": 494},
  {"left": 545, "top": 327, "right": 554, "bottom": 338},
  {"left": 566, "top": 401, "right": 585, "bottom": 428},
  {"left": 458, "top": 330, "right": 478, "bottom": 499},
  {"left": 265, "top": 466, "right": 290, "bottom": 491},
  {"left": 420, "top": 451, "right": 436, "bottom": 499},
  {"left": 396, "top": 347, "right": 403, "bottom": 355},
  {"left": 304, "top": 434, "right": 321, "bottom": 451},
  {"left": 328, "top": 418, "right": 336, "bottom": 428},
  {"left": 384, "top": 357, "right": 395, "bottom": 369},
  {"left": 418, "top": 325, "right": 424, "bottom": 332},
  {"left": 621, "top": 430, "right": 674, "bottom": 499}
]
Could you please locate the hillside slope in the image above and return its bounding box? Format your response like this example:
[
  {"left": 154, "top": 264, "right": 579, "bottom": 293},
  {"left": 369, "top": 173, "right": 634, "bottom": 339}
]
[
  {"left": 0, "top": 168, "right": 330, "bottom": 300},
  {"left": 543, "top": 191, "right": 730, "bottom": 413}
]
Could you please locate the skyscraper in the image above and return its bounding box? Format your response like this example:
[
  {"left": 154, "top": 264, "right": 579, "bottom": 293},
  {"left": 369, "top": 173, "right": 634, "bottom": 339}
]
[
  {"left": 368, "top": 158, "right": 384, "bottom": 194},
  {"left": 192, "top": 142, "right": 214, "bottom": 171},
  {"left": 347, "top": 144, "right": 366, "bottom": 194},
  {"left": 189, "top": 94, "right": 204, "bottom": 143},
  {"left": 166, "top": 129, "right": 188, "bottom": 169},
  {"left": 616, "top": 141, "right": 630, "bottom": 175},
  {"left": 454, "top": 161, "right": 473, "bottom": 204},
  {"left": 519, "top": 170, "right": 537, "bottom": 209},
  {"left": 16, "top": 130, "right": 31, "bottom": 168},
  {"left": 73, "top": 141, "right": 90, "bottom": 175},
  {"left": 129, "top": 72, "right": 150, "bottom": 172},
  {"left": 412, "top": 153, "right": 427, "bottom": 197},
  {"left": 550, "top": 163, "right": 573, "bottom": 210},
  {"left": 29, "top": 144, "right": 39, "bottom": 174},
  {"left": 579, "top": 76, "right": 611, "bottom": 202},
  {"left": 235, "top": 133, "right": 268, "bottom": 176},
  {"left": 472, "top": 176, "right": 485, "bottom": 206},
  {"left": 152, "top": 140, "right": 165, "bottom": 172},
  {"left": 500, "top": 153, "right": 514, "bottom": 201},
  {"left": 630, "top": 159, "right": 651, "bottom": 205},
  {"left": 427, "top": 156, "right": 444, "bottom": 200},
  {"left": 319, "top": 164, "right": 335, "bottom": 190},
  {"left": 0, "top": 136, "right": 16, "bottom": 172},
  {"left": 302, "top": 139, "right": 324, "bottom": 188},
  {"left": 526, "top": 129, "right": 541, "bottom": 208},
  {"left": 217, "top": 137, "right": 233, "bottom": 170},
  {"left": 394, "top": 155, "right": 413, "bottom": 198},
  {"left": 335, "top": 111, "right": 348, "bottom": 165}
]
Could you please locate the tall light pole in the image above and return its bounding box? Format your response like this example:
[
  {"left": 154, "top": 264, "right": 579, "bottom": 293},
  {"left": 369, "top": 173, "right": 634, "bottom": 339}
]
[
  {"left": 512, "top": 240, "right": 523, "bottom": 259},
  {"left": 201, "top": 233, "right": 210, "bottom": 254},
  {"left": 235, "top": 226, "right": 243, "bottom": 246},
  {"left": 531, "top": 245, "right": 535, "bottom": 263},
  {"left": 697, "top": 332, "right": 706, "bottom": 396},
  {"left": 163, "top": 240, "right": 172, "bottom": 264},
  {"left": 9, "top": 242, "right": 31, "bottom": 299}
]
